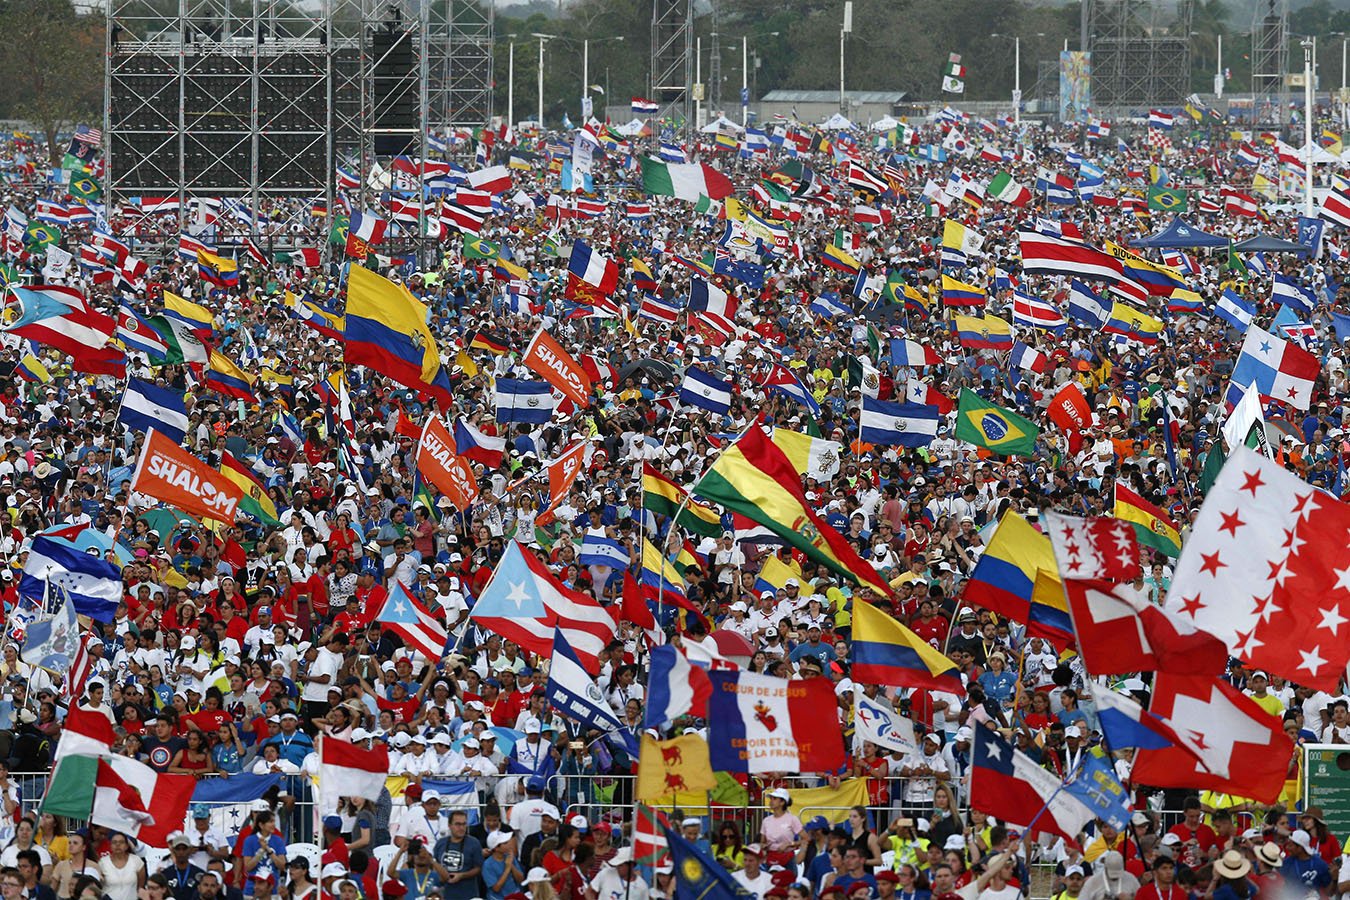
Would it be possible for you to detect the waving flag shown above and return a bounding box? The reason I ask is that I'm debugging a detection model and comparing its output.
[852,600,961,691]
[377,581,448,660]
[971,728,1099,841]
[859,397,939,447]
[707,670,846,773]
[120,379,188,443]
[548,629,636,753]
[344,265,452,406]
[19,536,122,622]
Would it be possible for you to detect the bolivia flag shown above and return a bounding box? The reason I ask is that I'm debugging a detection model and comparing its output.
[42,754,194,848]
[639,158,735,203]
[220,451,281,524]
[1113,483,1182,557]
[641,463,722,538]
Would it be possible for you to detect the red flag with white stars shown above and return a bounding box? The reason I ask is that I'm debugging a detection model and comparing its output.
[1131,674,1292,804]
[1164,447,1350,690]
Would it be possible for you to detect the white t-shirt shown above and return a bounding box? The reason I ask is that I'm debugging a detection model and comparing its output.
[589,869,649,900]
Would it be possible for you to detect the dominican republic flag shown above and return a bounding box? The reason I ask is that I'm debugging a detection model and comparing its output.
[688,278,737,319]
[547,629,637,753]
[318,737,390,811]
[493,378,556,424]
[1009,340,1048,374]
[20,536,122,622]
[632,96,660,115]
[1215,289,1255,331]
[644,645,713,727]
[119,378,188,443]
[971,727,1099,842]
[859,397,939,447]
[1271,273,1316,314]
[376,581,449,660]
[679,367,732,414]
[579,532,630,569]
[454,417,505,466]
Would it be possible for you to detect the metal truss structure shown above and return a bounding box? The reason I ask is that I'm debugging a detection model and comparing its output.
[1083,0,1192,112]
[651,0,693,128]
[105,0,492,229]
[1250,0,1289,126]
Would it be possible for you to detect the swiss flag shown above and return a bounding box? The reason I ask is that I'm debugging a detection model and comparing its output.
[1132,674,1292,804]
[1164,448,1350,690]
[1060,579,1228,676]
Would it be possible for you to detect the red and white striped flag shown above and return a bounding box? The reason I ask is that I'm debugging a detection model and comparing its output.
[65,632,98,704]
[245,238,268,268]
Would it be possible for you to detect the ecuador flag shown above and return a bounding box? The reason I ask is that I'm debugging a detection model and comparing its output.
[851,600,963,691]
[694,422,890,596]
[344,265,452,406]
[954,388,1039,456]
[953,314,1013,351]
[1104,302,1164,345]
[1113,483,1182,557]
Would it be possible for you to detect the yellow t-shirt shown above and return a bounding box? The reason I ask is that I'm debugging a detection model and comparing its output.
[1247,692,1286,719]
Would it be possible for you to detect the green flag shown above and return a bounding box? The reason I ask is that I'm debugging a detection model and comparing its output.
[24,223,60,251]
[328,214,350,247]
[1146,186,1188,212]
[1226,243,1248,278]
[68,174,101,202]
[1198,443,1226,495]
[884,271,906,303]
[954,388,1040,456]
[463,235,499,259]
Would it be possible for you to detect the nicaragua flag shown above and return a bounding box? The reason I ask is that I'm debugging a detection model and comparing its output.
[546,628,637,754]
[809,291,852,318]
[1216,288,1254,331]
[119,378,188,444]
[19,536,122,622]
[679,367,732,414]
[579,532,630,569]
[859,397,939,447]
[1067,280,1109,329]
[493,378,555,424]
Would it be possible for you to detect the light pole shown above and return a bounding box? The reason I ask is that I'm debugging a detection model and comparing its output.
[582,36,624,119]
[742,35,748,126]
[506,35,516,129]
[1215,34,1224,97]
[532,33,556,128]
[840,1,852,113]
[1303,37,1315,217]
[990,33,1041,127]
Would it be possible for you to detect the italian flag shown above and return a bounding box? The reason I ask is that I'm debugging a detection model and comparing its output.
[42,755,195,847]
[988,172,1032,206]
[640,158,735,203]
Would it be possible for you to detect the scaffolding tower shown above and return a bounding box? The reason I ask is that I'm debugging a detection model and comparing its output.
[1082,0,1193,112]
[651,0,693,127]
[1251,0,1289,127]
[105,0,492,227]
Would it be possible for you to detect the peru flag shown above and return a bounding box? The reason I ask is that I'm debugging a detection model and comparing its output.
[707,670,846,774]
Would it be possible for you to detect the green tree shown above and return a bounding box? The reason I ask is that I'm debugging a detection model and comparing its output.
[0,0,102,163]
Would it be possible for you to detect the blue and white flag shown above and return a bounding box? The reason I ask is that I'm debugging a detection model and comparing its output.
[19,536,121,622]
[859,397,939,447]
[1298,216,1325,257]
[1066,280,1109,329]
[119,378,188,444]
[1272,273,1316,314]
[579,532,630,569]
[679,367,732,414]
[809,291,852,318]
[418,779,481,824]
[546,628,637,753]
[1061,753,1132,832]
[494,378,555,424]
[659,141,687,163]
[19,585,78,670]
[853,687,919,755]
[1215,288,1255,331]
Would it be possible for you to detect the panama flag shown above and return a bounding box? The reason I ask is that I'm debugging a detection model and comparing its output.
[706,670,846,773]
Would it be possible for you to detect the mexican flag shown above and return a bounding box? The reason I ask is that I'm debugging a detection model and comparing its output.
[52,706,114,764]
[42,754,194,847]
[988,172,1031,206]
[640,158,734,203]
[145,315,209,365]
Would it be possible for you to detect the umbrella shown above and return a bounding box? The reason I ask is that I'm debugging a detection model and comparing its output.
[617,358,677,384]
[711,630,755,660]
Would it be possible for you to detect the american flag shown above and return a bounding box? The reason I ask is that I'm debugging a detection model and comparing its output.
[73,126,102,146]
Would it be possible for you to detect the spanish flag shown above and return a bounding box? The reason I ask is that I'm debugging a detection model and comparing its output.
[343,265,452,407]
[694,421,890,596]
[851,600,963,691]
[1114,482,1182,557]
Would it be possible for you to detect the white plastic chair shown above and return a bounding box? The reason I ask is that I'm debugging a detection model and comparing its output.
[141,847,170,874]
[880,850,896,870]
[373,843,399,877]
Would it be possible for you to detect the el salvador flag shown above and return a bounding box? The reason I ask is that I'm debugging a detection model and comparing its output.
[19,536,122,622]
[579,532,630,569]
[494,378,555,424]
[119,378,188,444]
[679,367,732,415]
[546,628,637,754]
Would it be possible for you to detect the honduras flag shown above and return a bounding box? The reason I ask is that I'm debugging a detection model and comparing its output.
[546,628,637,754]
[579,532,630,569]
[19,536,121,622]
[1215,288,1255,331]
[119,378,188,444]
[1271,273,1316,314]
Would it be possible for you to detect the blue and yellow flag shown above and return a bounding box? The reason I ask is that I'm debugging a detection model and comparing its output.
[162,291,215,338]
[953,387,1038,455]
[963,512,1061,628]
[953,313,1013,351]
[15,353,51,384]
[851,600,963,692]
[752,555,798,595]
[1104,301,1164,345]
[820,243,861,275]
[196,250,239,288]
[206,351,257,402]
[344,265,452,406]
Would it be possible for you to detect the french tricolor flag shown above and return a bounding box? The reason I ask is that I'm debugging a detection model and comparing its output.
[644,645,713,725]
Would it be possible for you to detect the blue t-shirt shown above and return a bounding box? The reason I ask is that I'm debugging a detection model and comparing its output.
[240,833,286,895]
[481,855,520,900]
[399,867,445,900]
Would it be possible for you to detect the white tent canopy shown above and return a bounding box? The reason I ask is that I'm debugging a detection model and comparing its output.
[820,113,854,130]
[871,115,900,132]
[700,115,744,134]
[614,118,647,136]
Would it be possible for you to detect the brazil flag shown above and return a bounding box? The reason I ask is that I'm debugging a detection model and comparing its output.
[954,389,1039,456]
[1146,186,1188,212]
[68,175,101,202]
[463,235,500,259]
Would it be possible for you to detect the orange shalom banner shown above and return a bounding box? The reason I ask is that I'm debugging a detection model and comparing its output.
[132,428,244,524]
[417,417,480,511]
[521,328,592,407]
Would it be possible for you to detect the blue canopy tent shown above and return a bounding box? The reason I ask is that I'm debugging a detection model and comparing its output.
[1129,217,1230,249]
[1231,234,1312,254]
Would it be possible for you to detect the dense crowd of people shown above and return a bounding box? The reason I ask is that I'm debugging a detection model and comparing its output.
[0,100,1348,900]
